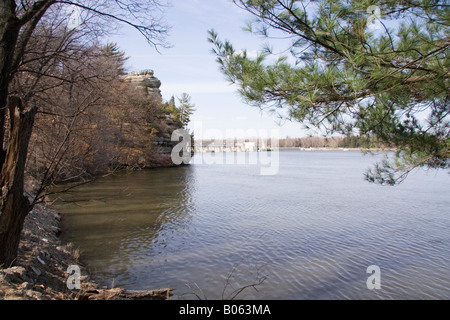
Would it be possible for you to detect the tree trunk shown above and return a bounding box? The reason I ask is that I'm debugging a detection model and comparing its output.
[0,97,37,268]
[0,4,20,168]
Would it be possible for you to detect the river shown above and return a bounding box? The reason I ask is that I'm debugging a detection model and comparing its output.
[53,150,450,299]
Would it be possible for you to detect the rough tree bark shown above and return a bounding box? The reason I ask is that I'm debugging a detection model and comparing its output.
[0,0,20,167]
[0,0,53,267]
[0,96,37,267]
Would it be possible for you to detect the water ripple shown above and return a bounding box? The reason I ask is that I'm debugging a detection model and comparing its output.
[55,151,450,299]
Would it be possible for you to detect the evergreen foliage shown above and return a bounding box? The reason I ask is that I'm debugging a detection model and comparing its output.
[209,0,449,185]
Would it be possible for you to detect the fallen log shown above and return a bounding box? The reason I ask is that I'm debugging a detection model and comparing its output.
[78,288,173,300]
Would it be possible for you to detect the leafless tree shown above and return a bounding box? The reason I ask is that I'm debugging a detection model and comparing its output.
[0,0,169,267]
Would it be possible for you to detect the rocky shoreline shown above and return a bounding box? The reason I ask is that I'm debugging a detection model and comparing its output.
[0,177,172,300]
[0,201,98,300]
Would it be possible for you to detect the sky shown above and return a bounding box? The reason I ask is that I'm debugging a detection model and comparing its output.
[110,0,308,140]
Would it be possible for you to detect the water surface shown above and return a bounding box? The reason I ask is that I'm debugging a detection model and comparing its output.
[54,150,450,299]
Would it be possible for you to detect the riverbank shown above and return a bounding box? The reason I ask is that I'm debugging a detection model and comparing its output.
[0,200,97,299]
[0,177,172,300]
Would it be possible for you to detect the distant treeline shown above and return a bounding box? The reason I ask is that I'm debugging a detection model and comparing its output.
[279,135,384,149]
[198,135,385,149]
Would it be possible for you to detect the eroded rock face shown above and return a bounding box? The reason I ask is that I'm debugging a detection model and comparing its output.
[123,69,162,100]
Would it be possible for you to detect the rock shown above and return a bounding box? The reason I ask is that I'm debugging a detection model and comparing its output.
[31,266,41,277]
[1,266,27,283]
[18,282,32,290]
[51,226,62,236]
[141,77,161,88]
[123,69,162,100]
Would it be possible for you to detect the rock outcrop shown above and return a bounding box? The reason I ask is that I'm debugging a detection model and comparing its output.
[123,69,162,100]
[120,69,186,167]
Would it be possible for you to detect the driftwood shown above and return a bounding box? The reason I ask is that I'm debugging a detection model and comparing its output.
[79,288,173,300]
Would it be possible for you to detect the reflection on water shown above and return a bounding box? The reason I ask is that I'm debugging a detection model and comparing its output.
[53,151,450,299]
[55,166,195,287]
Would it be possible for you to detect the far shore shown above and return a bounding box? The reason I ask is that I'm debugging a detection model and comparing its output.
[279,147,396,151]
[194,147,396,153]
